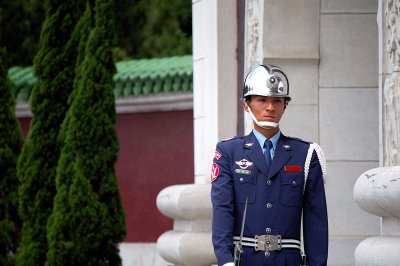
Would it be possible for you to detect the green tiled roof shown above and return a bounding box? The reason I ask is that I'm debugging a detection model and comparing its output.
[8,55,193,101]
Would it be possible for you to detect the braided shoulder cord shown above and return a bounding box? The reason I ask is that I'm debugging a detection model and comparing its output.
[301,143,327,258]
[303,143,327,193]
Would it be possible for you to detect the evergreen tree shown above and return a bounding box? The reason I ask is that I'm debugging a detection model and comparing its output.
[0,0,45,66]
[114,0,192,60]
[1,0,192,65]
[58,0,94,147]
[0,47,23,266]
[46,0,126,264]
[15,1,85,265]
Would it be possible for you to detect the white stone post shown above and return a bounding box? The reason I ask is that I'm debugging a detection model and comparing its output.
[156,1,238,265]
[353,0,400,265]
[354,166,400,265]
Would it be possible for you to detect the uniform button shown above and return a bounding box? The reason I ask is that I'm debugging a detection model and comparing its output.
[266,203,272,208]
[266,227,272,233]
[292,180,296,186]
[265,251,270,257]
[240,177,244,182]
[267,180,272,185]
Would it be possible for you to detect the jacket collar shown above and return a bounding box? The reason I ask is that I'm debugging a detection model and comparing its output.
[243,132,292,178]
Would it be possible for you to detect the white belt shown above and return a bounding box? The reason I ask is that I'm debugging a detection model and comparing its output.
[233,235,301,252]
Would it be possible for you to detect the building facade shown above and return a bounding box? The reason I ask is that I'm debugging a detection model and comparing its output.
[157,1,386,266]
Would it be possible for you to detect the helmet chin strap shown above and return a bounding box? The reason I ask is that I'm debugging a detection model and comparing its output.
[246,104,279,129]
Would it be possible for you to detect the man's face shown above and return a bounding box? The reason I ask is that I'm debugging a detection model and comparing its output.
[245,95,285,128]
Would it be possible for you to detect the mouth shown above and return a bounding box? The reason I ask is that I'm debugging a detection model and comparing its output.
[263,116,275,120]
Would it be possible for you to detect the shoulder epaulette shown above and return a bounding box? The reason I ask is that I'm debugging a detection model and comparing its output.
[286,136,312,144]
[220,135,244,143]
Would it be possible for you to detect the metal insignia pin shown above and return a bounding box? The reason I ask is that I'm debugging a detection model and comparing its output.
[283,144,291,149]
[235,159,254,169]
[245,143,254,147]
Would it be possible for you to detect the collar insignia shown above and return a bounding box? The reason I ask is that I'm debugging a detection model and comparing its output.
[245,143,254,147]
[235,159,254,169]
[283,144,291,149]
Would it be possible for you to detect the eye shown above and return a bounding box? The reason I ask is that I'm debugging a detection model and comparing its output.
[257,97,266,103]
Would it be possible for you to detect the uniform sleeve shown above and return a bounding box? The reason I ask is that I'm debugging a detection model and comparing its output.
[211,142,235,265]
[303,151,329,266]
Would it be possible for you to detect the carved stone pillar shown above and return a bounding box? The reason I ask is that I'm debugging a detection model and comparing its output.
[354,0,400,265]
[382,0,400,166]
[244,0,264,134]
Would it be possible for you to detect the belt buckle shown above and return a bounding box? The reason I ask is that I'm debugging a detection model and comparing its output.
[255,235,281,251]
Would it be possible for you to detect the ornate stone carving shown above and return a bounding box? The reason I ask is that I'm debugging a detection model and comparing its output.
[246,0,261,70]
[383,74,400,165]
[244,0,263,134]
[383,0,400,166]
[385,0,400,71]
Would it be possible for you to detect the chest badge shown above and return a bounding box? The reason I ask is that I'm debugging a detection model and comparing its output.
[245,142,254,147]
[235,159,253,169]
[283,144,291,149]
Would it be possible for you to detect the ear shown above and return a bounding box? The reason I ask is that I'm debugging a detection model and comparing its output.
[242,100,249,112]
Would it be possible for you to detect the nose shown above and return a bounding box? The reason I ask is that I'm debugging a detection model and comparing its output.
[265,99,275,111]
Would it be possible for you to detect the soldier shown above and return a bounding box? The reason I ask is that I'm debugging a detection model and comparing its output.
[210,64,328,266]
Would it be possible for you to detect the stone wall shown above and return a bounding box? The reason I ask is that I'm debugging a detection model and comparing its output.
[257,1,380,265]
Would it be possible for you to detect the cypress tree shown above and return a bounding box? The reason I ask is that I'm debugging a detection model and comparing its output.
[58,0,94,148]
[46,0,126,264]
[0,47,23,266]
[16,1,85,265]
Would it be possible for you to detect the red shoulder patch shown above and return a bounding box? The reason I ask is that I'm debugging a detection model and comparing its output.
[211,163,220,182]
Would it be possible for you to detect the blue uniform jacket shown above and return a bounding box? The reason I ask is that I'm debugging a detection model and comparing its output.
[211,132,328,266]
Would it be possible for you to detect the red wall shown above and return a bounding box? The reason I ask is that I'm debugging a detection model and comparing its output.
[19,118,31,137]
[18,109,194,243]
[115,110,194,242]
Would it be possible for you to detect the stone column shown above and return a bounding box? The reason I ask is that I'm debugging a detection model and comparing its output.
[353,0,400,265]
[156,1,238,265]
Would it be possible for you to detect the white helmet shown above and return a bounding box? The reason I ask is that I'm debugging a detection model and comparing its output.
[243,64,291,129]
[243,64,290,100]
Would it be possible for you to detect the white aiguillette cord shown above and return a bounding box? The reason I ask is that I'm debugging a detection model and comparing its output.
[301,143,327,265]
[304,143,327,192]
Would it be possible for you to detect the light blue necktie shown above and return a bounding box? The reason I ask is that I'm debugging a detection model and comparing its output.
[264,139,272,170]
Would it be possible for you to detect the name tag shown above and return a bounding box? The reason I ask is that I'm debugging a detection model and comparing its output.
[235,169,251,175]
